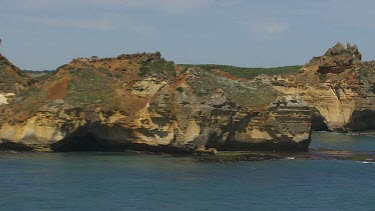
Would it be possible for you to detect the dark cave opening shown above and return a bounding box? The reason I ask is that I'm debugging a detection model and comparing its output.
[51,124,191,153]
[311,110,329,131]
[51,124,131,152]
[347,110,375,132]
[0,140,33,151]
[51,133,127,152]
[52,134,191,153]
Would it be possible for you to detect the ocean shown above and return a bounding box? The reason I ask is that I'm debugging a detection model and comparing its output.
[1,132,375,211]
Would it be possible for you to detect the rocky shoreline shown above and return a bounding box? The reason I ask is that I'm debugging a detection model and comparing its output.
[196,149,375,162]
[1,148,374,163]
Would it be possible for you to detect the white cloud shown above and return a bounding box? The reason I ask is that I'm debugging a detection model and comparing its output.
[4,14,114,30]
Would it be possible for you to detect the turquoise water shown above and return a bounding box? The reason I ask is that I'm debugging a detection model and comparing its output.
[1,132,375,211]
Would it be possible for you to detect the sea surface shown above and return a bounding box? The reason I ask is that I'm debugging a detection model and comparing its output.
[1,132,375,211]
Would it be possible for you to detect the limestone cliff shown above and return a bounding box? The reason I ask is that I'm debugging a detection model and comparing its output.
[272,42,375,132]
[0,53,312,152]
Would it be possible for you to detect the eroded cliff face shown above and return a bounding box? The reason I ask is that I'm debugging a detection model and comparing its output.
[3,42,374,152]
[272,43,375,132]
[0,54,31,105]
[0,53,312,152]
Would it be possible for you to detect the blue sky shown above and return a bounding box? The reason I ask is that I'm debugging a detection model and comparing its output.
[1,0,375,70]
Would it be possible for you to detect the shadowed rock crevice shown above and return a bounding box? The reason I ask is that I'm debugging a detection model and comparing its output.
[51,123,192,153]
[311,109,329,131]
[51,133,117,152]
[51,124,131,152]
[204,112,259,149]
[0,139,33,151]
[347,110,375,132]
[52,135,192,153]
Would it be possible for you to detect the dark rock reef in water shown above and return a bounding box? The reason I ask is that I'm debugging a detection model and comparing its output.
[0,42,374,152]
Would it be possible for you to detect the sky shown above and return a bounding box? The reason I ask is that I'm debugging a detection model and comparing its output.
[1,0,375,70]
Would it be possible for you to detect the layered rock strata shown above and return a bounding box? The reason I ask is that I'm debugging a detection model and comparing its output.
[272,42,375,132]
[0,53,312,152]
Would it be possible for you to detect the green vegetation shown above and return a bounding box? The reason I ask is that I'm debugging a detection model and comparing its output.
[139,58,176,77]
[0,64,30,93]
[179,64,302,79]
[66,67,116,107]
[10,86,47,114]
[319,74,327,81]
[30,72,54,82]
[358,68,369,78]
[188,70,282,107]
[8,66,124,118]
[176,87,184,93]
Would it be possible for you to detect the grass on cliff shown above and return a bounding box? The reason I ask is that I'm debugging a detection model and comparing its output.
[180,64,301,79]
[7,86,48,119]
[6,66,123,120]
[26,70,55,82]
[66,67,118,107]
[0,63,30,93]
[139,58,176,77]
[357,68,370,78]
[188,70,282,107]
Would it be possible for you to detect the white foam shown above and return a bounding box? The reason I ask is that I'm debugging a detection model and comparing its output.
[356,161,375,164]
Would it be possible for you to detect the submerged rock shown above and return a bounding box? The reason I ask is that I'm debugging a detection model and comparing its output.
[196,151,282,162]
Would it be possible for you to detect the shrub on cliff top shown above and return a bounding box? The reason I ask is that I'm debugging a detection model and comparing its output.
[179,64,301,79]
[139,58,176,77]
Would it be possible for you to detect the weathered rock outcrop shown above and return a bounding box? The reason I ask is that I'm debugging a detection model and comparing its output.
[0,53,312,152]
[300,42,362,74]
[273,42,375,132]
[0,54,31,105]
